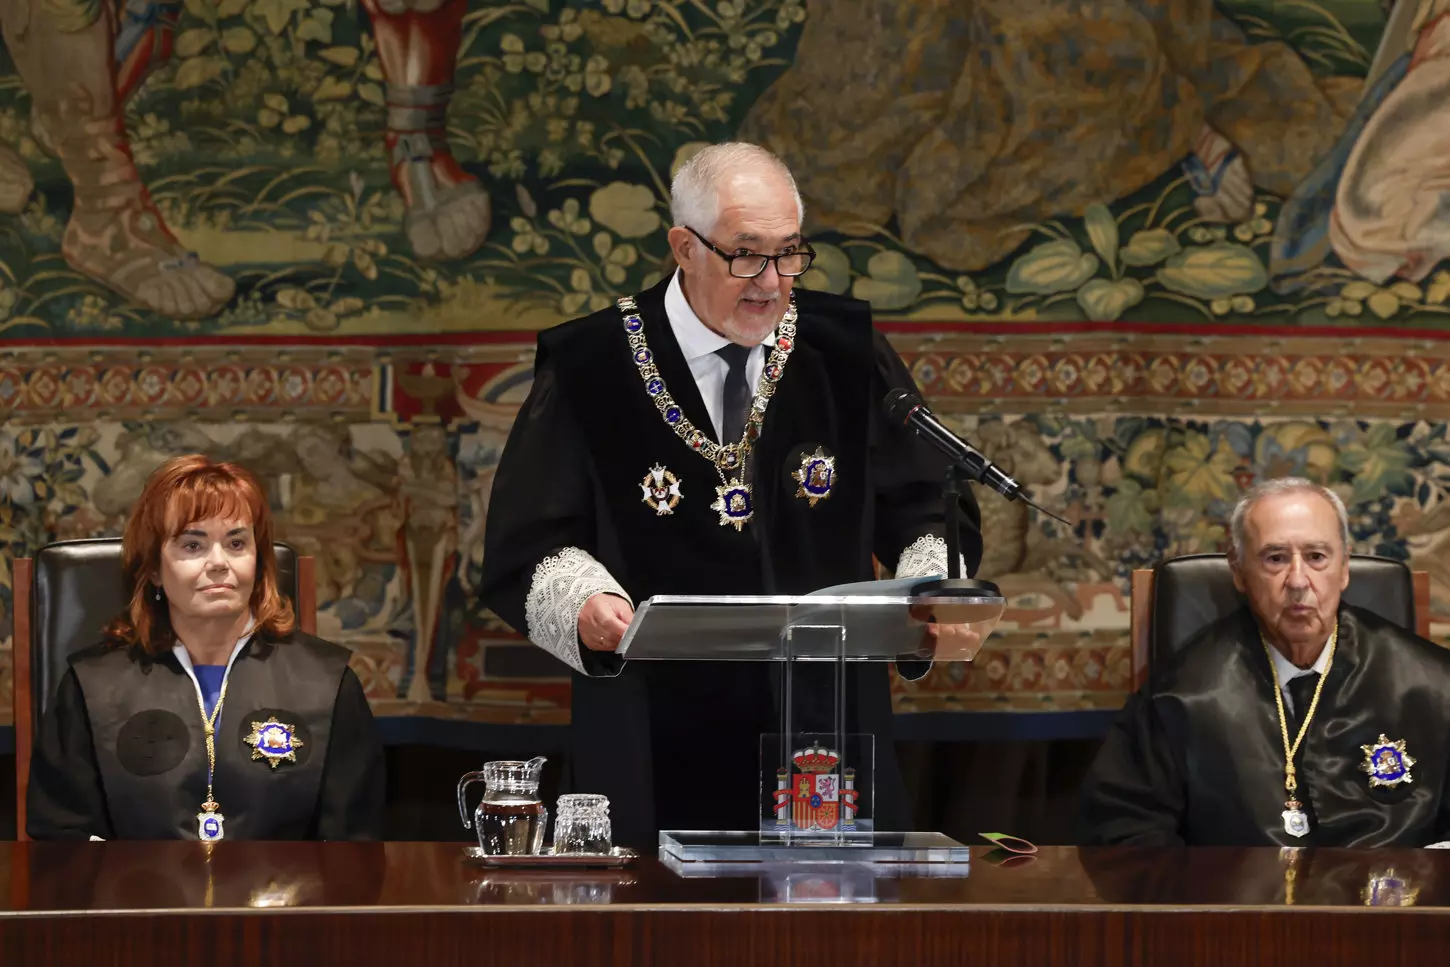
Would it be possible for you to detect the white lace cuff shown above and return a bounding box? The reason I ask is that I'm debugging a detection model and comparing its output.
[524,547,631,674]
[892,534,968,580]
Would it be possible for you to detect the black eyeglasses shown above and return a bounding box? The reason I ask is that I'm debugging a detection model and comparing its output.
[686,226,815,279]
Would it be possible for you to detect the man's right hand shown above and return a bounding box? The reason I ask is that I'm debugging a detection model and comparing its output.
[578,592,635,652]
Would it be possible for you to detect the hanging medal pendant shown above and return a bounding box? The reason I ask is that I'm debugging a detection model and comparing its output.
[712,479,753,530]
[1282,799,1310,839]
[198,800,226,842]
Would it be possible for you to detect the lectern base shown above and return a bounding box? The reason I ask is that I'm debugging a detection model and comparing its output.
[658,830,971,866]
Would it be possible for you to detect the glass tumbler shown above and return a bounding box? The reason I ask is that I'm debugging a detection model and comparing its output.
[553,794,612,855]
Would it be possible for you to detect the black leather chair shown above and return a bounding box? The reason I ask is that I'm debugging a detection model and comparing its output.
[13,538,314,840]
[1129,553,1428,691]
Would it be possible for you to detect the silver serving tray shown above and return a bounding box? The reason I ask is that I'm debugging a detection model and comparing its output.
[462,846,639,868]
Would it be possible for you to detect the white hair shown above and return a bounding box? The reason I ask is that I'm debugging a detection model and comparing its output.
[1228,476,1351,558]
[670,142,804,236]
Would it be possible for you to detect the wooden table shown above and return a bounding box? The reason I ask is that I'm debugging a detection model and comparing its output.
[4,842,1450,965]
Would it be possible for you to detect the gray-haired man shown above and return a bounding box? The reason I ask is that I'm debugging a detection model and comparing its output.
[1080,477,1450,847]
[479,142,982,846]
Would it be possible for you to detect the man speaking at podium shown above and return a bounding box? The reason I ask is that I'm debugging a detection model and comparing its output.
[479,142,982,846]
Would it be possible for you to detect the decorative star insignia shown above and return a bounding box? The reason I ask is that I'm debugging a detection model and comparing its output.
[640,463,683,516]
[711,480,753,530]
[1360,733,1415,788]
[244,717,304,769]
[792,446,835,507]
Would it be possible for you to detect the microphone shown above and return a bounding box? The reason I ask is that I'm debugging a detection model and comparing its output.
[883,388,1021,498]
[883,388,1071,526]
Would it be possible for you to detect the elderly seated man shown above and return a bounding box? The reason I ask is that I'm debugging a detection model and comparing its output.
[1079,477,1450,847]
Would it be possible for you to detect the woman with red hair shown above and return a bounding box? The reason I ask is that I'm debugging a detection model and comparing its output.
[27,455,384,841]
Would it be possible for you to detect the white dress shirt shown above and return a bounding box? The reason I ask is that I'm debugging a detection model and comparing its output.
[1268,639,1332,717]
[664,270,769,442]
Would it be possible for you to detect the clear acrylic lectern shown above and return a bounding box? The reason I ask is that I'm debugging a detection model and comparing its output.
[616,583,1005,865]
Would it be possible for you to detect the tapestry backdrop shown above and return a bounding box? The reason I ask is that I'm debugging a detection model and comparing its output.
[2,0,1449,731]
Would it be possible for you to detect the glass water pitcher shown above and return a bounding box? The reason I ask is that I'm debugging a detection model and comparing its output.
[456,756,547,855]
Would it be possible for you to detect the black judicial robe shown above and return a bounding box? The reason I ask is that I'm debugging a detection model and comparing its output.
[480,275,982,846]
[27,632,385,841]
[1078,605,1450,847]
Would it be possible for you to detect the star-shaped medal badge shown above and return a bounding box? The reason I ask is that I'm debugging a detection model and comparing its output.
[244,717,304,769]
[711,480,753,530]
[1360,733,1416,788]
[792,446,835,507]
[640,464,682,516]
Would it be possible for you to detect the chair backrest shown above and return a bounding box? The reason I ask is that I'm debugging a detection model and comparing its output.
[14,538,313,840]
[1145,553,1418,688]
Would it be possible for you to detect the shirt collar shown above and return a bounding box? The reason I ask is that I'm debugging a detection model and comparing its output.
[172,615,257,678]
[664,269,776,360]
[1268,632,1332,684]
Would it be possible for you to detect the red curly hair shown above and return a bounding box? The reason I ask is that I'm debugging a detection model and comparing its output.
[104,454,296,653]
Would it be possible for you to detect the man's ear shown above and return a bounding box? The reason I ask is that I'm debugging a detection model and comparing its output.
[1229,551,1246,593]
[666,226,693,269]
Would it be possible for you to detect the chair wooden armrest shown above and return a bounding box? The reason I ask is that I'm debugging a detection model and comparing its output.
[14,557,33,843]
[297,555,317,637]
[1129,569,1153,694]
[1414,570,1431,641]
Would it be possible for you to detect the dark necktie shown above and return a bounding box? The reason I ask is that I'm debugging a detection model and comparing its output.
[716,343,752,444]
[1287,672,1321,739]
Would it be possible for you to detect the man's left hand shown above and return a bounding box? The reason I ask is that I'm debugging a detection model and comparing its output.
[909,604,983,662]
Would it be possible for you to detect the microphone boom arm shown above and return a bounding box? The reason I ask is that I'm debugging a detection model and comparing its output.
[884,387,1072,528]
